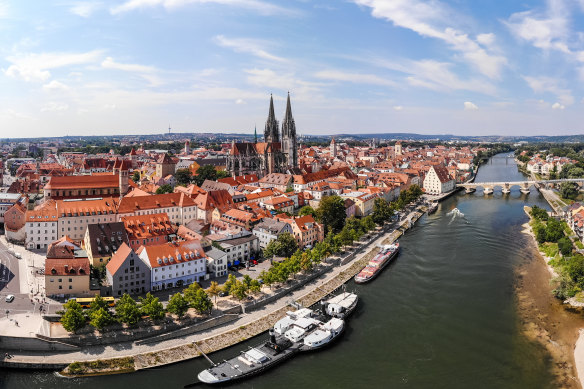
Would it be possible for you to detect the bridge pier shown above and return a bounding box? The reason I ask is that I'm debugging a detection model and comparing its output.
[501,183,510,194]
[520,183,530,194]
[465,187,476,194]
[483,186,494,195]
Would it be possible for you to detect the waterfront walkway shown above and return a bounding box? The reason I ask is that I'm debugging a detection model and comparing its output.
[1,205,424,372]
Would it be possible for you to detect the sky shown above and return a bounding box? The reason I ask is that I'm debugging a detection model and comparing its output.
[1,0,584,138]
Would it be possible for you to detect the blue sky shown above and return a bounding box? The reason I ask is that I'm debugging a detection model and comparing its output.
[1,0,584,137]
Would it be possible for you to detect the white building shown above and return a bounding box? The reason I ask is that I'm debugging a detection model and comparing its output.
[25,206,59,250]
[137,240,207,291]
[252,219,293,249]
[216,234,259,267]
[423,165,456,195]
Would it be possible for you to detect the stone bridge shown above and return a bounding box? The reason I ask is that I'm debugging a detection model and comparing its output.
[457,178,584,195]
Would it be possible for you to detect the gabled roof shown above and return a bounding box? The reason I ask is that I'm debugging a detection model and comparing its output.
[106,243,134,275]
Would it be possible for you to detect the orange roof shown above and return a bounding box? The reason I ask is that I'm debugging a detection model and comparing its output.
[26,203,59,222]
[118,192,195,213]
[56,198,119,217]
[44,174,119,190]
[137,240,206,268]
[122,213,176,239]
[106,243,133,275]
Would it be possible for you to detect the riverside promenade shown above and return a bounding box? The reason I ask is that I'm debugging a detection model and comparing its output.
[0,205,425,375]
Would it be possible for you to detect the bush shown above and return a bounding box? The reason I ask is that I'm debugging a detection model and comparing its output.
[558,237,573,256]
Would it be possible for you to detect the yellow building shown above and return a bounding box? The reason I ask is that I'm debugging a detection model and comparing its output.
[45,257,91,297]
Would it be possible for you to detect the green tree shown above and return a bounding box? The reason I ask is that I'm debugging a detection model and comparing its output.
[230,280,248,300]
[194,164,218,186]
[140,293,165,321]
[249,279,262,294]
[60,300,86,333]
[337,226,354,249]
[191,289,213,314]
[535,224,547,244]
[263,232,298,259]
[361,215,376,232]
[298,205,316,217]
[132,171,141,182]
[174,168,192,186]
[115,294,142,326]
[216,170,230,179]
[530,205,549,221]
[558,237,573,256]
[222,274,237,294]
[89,307,114,330]
[167,293,189,318]
[88,295,110,316]
[566,255,584,289]
[545,218,564,243]
[316,195,346,234]
[183,282,202,304]
[560,182,579,200]
[156,184,173,194]
[372,197,393,225]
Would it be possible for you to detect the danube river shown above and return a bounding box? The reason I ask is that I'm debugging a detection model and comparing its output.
[2,154,567,388]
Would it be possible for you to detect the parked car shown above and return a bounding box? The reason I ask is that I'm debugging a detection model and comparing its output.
[251,259,258,265]
[5,295,15,303]
[218,291,228,297]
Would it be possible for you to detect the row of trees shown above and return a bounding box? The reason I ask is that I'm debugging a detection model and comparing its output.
[258,191,421,289]
[60,282,215,333]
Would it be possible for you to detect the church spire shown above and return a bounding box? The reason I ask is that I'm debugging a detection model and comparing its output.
[254,125,257,143]
[264,93,279,143]
[284,91,293,123]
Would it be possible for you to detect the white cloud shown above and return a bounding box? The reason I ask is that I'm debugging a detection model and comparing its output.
[352,0,507,78]
[42,80,69,91]
[101,57,157,73]
[4,50,103,82]
[70,2,102,17]
[522,75,573,105]
[506,2,571,53]
[214,35,285,62]
[314,69,396,87]
[552,102,565,110]
[235,99,245,104]
[464,101,478,110]
[41,102,69,112]
[111,0,296,16]
[393,105,403,111]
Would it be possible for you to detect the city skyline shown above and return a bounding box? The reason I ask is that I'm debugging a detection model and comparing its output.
[1,0,584,137]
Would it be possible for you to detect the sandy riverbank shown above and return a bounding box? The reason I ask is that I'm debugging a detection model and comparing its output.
[519,208,584,388]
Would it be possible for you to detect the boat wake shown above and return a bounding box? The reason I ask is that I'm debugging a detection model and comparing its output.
[447,208,467,224]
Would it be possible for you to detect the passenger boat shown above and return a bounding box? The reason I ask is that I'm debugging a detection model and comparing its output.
[324,292,358,319]
[195,307,347,385]
[353,243,400,284]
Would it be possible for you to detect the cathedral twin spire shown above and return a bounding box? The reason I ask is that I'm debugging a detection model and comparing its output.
[264,92,295,143]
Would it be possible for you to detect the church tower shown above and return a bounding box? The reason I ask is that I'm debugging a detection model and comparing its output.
[330,136,337,158]
[281,92,298,167]
[264,94,279,143]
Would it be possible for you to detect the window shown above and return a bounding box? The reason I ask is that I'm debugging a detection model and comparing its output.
[69,278,72,282]
[69,285,72,290]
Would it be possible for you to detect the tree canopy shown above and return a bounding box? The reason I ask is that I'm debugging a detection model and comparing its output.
[316,195,346,234]
[263,232,298,259]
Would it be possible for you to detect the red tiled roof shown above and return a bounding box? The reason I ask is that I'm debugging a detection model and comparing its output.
[106,243,133,275]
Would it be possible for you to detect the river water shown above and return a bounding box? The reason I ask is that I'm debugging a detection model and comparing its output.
[2,153,563,389]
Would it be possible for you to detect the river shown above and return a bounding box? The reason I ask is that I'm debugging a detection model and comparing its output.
[1,153,574,388]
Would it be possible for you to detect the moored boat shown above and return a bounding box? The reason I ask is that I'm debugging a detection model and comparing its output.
[195,305,349,386]
[324,292,358,319]
[354,243,400,284]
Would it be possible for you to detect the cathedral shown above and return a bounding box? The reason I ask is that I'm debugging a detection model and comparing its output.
[227,93,298,177]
